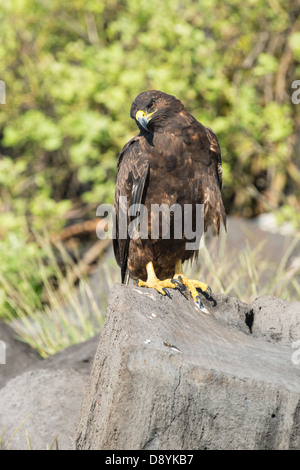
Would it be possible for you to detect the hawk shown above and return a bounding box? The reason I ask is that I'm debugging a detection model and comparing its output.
[113,90,226,309]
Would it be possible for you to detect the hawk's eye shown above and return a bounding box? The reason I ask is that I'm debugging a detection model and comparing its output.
[147,98,155,110]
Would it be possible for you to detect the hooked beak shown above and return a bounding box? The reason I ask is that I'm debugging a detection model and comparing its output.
[135,109,157,132]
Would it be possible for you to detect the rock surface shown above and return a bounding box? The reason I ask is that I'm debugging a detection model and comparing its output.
[251,296,300,346]
[74,284,300,450]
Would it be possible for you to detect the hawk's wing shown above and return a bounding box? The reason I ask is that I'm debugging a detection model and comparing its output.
[205,126,223,190]
[113,137,150,283]
[203,126,226,233]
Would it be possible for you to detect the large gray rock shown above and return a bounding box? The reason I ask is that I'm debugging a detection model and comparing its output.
[74,284,300,450]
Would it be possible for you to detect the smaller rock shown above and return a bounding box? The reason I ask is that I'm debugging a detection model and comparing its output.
[0,321,41,389]
[0,369,87,450]
[0,333,99,450]
[34,334,99,373]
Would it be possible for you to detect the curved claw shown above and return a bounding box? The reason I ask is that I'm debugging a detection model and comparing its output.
[195,295,204,309]
[195,295,209,313]
[196,284,212,298]
[171,278,184,289]
[162,287,172,298]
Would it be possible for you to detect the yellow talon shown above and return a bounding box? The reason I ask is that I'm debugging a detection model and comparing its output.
[137,262,178,296]
[136,260,211,308]
[173,274,209,302]
[173,260,211,303]
[137,278,176,295]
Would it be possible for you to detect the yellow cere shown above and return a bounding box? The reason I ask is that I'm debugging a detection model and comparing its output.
[135,110,146,120]
[135,109,157,121]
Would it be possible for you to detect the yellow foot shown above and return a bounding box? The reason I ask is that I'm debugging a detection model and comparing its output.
[137,277,181,297]
[135,261,211,312]
[173,274,212,312]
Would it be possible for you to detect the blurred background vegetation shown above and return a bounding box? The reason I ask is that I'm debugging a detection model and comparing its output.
[0,0,299,354]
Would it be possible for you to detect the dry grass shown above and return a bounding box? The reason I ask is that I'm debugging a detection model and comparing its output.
[188,229,300,303]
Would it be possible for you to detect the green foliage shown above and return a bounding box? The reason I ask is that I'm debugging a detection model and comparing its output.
[1,0,299,219]
[0,0,299,326]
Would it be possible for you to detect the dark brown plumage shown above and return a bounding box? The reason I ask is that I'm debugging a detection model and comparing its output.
[113,90,226,291]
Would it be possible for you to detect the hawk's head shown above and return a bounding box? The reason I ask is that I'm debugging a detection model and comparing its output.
[130,90,184,133]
